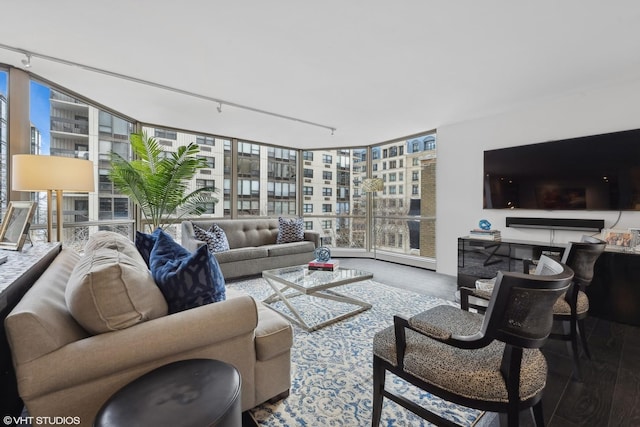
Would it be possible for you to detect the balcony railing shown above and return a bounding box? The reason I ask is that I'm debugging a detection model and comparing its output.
[50,117,89,135]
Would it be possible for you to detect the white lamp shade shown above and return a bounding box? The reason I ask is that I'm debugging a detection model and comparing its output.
[12,155,95,192]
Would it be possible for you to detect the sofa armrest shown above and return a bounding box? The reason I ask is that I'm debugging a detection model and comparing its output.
[304,231,321,248]
[16,295,259,398]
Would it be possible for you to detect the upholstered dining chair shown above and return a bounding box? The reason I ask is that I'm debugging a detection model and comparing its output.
[372,255,573,427]
[461,236,606,380]
[547,236,606,379]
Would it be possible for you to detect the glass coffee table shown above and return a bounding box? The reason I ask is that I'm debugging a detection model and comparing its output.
[262,265,374,332]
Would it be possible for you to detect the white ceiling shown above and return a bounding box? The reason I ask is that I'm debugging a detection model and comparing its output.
[2,0,640,149]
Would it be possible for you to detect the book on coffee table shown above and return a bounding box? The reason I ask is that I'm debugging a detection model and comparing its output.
[308,259,340,271]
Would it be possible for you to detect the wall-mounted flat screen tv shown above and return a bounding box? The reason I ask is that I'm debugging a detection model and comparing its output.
[483,128,640,211]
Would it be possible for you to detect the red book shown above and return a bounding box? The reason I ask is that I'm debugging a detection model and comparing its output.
[308,259,340,270]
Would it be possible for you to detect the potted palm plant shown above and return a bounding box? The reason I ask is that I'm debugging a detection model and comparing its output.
[108,131,218,231]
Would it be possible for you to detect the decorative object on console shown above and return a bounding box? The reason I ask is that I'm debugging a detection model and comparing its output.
[601,228,633,249]
[478,219,491,230]
[12,155,94,243]
[629,228,640,252]
[0,201,36,251]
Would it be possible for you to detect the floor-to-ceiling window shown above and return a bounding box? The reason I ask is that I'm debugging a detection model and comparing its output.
[96,110,135,238]
[302,148,367,248]
[267,146,297,216]
[371,133,436,259]
[25,80,136,249]
[237,141,262,216]
[3,65,437,265]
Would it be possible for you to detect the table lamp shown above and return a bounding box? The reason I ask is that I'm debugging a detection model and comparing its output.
[362,178,384,258]
[12,154,95,243]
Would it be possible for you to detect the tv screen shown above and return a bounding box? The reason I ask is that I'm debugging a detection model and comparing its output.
[483,128,640,211]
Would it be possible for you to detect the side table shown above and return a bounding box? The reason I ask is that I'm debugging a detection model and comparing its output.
[0,242,62,419]
[94,359,242,427]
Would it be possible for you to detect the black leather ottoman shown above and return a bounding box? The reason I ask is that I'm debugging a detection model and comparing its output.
[94,359,241,427]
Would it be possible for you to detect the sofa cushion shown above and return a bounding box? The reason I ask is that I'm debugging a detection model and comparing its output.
[276,216,304,244]
[150,230,226,314]
[193,223,230,253]
[213,246,269,264]
[65,247,168,335]
[265,241,316,257]
[135,228,162,266]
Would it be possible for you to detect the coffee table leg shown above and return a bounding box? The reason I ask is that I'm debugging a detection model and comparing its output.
[262,278,372,332]
[263,278,314,331]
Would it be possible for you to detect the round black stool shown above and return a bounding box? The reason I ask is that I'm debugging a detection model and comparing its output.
[94,359,241,427]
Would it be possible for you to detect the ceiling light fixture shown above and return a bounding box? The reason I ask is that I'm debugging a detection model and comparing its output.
[0,44,337,135]
[21,53,31,68]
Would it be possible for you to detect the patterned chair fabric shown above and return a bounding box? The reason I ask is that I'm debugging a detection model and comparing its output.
[372,255,574,427]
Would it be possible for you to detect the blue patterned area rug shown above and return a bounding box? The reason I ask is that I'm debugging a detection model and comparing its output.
[227,277,489,427]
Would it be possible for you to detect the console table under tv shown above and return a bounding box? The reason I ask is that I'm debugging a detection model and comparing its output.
[458,237,640,326]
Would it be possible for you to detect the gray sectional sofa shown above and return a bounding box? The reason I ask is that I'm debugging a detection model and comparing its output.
[182,218,320,280]
[5,231,293,426]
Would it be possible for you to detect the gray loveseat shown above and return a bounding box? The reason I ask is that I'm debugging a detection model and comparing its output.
[5,232,293,426]
[182,218,320,280]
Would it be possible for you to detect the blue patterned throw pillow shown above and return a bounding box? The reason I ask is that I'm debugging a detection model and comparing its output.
[149,230,226,314]
[276,216,304,244]
[135,227,162,267]
[193,223,230,253]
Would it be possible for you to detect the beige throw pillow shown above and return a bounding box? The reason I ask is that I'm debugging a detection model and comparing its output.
[65,232,168,335]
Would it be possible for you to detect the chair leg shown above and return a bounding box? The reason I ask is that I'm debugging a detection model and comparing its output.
[372,357,386,427]
[564,320,583,380]
[578,318,592,360]
[507,406,520,427]
[532,401,545,427]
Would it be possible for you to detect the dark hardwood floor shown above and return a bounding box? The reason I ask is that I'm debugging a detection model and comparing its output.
[338,257,640,427]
